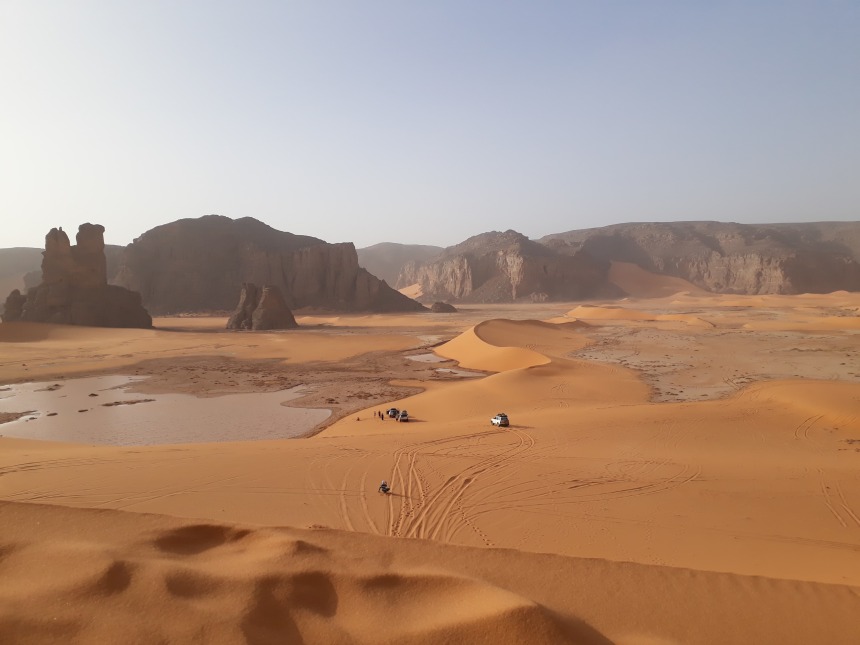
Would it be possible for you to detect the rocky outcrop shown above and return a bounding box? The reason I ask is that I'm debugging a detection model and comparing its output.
[226,283,260,329]
[2,225,152,328]
[114,215,426,315]
[227,283,297,330]
[396,230,619,303]
[1,289,26,322]
[252,286,297,330]
[540,221,860,295]
[430,301,458,313]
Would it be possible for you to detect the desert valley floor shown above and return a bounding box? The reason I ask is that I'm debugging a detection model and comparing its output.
[1,287,859,644]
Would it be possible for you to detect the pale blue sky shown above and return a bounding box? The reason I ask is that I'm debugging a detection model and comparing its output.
[2,1,858,249]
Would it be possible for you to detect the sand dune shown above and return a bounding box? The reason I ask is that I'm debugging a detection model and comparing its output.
[566,305,714,327]
[743,315,860,331]
[609,260,706,298]
[398,283,424,300]
[2,502,858,645]
[739,379,860,421]
[434,323,550,372]
[2,294,860,643]
[472,318,591,356]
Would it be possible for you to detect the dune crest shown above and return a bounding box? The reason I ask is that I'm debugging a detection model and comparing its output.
[434,323,550,372]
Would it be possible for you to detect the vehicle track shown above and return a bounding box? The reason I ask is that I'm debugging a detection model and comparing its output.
[403,428,535,542]
[387,431,490,537]
[795,415,824,441]
[818,468,860,529]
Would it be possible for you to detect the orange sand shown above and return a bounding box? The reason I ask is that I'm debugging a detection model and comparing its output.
[1,290,860,643]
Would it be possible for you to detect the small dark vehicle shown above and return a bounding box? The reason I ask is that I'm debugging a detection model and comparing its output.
[378,480,391,494]
[386,408,400,418]
[397,410,409,422]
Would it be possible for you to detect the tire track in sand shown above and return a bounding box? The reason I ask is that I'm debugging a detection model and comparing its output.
[387,431,488,537]
[405,428,535,542]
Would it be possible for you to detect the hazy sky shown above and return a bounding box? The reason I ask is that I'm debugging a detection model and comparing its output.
[2,1,858,250]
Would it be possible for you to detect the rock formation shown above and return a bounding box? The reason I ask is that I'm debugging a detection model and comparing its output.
[114,215,426,315]
[396,230,620,303]
[0,246,124,314]
[540,221,860,295]
[430,301,458,313]
[253,286,297,330]
[226,283,260,330]
[1,289,26,322]
[227,283,297,330]
[2,225,152,328]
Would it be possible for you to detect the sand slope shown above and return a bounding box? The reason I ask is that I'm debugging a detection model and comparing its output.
[2,502,858,645]
[609,260,706,298]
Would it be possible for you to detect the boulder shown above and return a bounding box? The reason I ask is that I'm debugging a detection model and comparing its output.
[3,224,151,328]
[227,283,297,330]
[430,301,457,313]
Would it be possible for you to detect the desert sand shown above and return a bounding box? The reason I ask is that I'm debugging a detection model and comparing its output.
[1,283,859,643]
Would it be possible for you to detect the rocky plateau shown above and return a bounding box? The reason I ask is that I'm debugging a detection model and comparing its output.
[113,216,426,315]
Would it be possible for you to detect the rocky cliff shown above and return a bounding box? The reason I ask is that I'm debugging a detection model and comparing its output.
[114,215,425,314]
[540,221,860,295]
[396,230,620,303]
[2,224,151,328]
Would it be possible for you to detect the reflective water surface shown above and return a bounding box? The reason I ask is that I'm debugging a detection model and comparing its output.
[0,376,330,446]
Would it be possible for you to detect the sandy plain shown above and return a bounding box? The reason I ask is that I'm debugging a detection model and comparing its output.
[1,269,859,644]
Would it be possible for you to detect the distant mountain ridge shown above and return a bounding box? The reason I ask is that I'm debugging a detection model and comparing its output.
[388,221,860,303]
[396,229,620,303]
[4,220,858,314]
[0,248,42,300]
[540,221,860,295]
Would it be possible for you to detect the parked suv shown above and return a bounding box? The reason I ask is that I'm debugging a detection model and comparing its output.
[386,408,399,418]
[491,413,509,427]
[397,410,409,422]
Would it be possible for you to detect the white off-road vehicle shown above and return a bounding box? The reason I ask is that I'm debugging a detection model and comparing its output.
[491,413,509,427]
